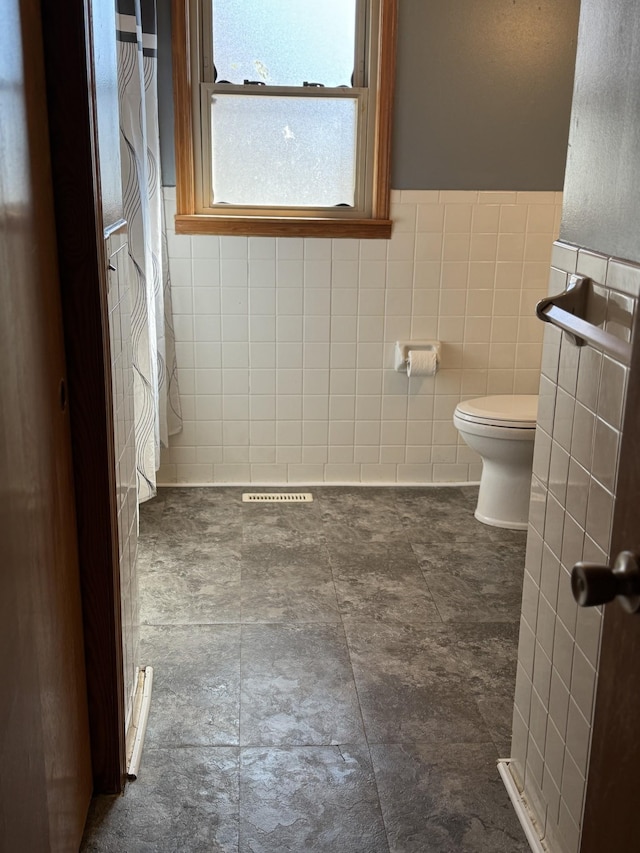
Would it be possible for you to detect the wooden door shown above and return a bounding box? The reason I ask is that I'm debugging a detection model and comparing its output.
[579,314,640,850]
[0,0,92,849]
[39,0,127,794]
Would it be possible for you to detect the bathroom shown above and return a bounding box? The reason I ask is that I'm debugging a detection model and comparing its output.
[82,0,639,851]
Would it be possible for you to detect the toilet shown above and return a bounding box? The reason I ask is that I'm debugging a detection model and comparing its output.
[453,395,538,530]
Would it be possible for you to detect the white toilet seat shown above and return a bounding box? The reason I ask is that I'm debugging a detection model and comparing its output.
[454,394,538,429]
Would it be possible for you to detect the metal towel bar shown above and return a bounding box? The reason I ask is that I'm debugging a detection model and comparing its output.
[536,274,632,364]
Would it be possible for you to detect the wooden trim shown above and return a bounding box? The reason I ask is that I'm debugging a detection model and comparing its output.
[175,214,393,239]
[372,0,398,221]
[40,0,126,795]
[171,0,397,237]
[171,0,195,216]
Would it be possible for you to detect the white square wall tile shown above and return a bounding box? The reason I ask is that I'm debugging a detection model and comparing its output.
[220,259,248,287]
[324,463,361,482]
[249,260,276,289]
[560,750,586,829]
[169,258,192,288]
[332,288,358,315]
[400,189,439,204]
[220,236,248,259]
[415,232,442,262]
[565,699,591,774]
[175,463,213,483]
[287,463,325,482]
[361,463,397,482]
[416,203,444,232]
[166,231,192,259]
[213,463,251,482]
[444,204,473,233]
[439,190,478,204]
[359,260,387,289]
[277,288,304,315]
[277,237,304,260]
[248,237,276,259]
[332,260,359,288]
[304,238,332,259]
[273,259,303,290]
[191,235,220,259]
[471,204,500,233]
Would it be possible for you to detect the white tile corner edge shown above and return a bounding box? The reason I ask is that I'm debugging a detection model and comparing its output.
[497,760,550,853]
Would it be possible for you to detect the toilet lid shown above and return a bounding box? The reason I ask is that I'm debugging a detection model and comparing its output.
[455,395,538,428]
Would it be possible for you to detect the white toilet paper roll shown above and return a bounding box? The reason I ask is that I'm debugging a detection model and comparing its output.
[407,349,437,377]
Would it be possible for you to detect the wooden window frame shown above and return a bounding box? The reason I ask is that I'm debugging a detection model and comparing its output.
[171,0,397,239]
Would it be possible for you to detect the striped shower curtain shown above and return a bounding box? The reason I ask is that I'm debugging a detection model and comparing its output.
[116,0,182,502]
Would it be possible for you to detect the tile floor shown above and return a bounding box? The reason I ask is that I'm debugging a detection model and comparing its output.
[82,486,530,852]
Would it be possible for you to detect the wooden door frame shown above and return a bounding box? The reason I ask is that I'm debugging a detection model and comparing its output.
[39,0,126,794]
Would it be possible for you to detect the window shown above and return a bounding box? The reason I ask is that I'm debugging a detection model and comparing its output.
[171,0,397,237]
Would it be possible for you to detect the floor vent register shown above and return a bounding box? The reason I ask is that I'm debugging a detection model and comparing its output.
[242,492,313,503]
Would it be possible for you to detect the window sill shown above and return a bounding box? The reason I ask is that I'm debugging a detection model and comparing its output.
[174,214,393,239]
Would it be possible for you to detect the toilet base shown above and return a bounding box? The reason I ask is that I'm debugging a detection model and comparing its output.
[473,455,533,530]
[474,508,528,531]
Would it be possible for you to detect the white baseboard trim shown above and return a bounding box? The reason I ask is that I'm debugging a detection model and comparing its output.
[126,666,154,780]
[155,481,481,489]
[497,760,549,853]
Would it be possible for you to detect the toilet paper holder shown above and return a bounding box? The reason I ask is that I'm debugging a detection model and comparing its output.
[394,340,441,373]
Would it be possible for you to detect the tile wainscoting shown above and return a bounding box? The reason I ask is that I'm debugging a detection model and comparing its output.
[160,189,562,486]
[510,242,639,853]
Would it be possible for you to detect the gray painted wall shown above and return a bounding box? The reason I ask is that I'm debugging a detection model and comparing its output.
[393,0,579,190]
[561,0,640,264]
[157,0,580,190]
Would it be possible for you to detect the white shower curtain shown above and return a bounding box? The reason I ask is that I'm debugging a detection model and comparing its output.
[116,0,182,502]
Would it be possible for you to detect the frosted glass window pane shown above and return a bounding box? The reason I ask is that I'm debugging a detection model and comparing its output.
[211,95,357,207]
[212,0,357,87]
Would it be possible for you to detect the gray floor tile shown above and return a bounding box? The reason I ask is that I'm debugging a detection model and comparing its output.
[395,487,497,545]
[329,542,442,624]
[240,542,339,622]
[317,488,408,544]
[138,492,166,534]
[477,696,515,757]
[240,746,389,853]
[151,488,243,547]
[412,540,526,622]
[371,742,529,852]
[140,545,241,624]
[344,622,489,744]
[448,622,520,699]
[142,625,240,746]
[81,747,239,853]
[162,486,241,508]
[241,501,326,546]
[240,624,366,746]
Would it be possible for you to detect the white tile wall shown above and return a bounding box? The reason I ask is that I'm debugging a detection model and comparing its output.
[161,188,562,485]
[510,242,639,853]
